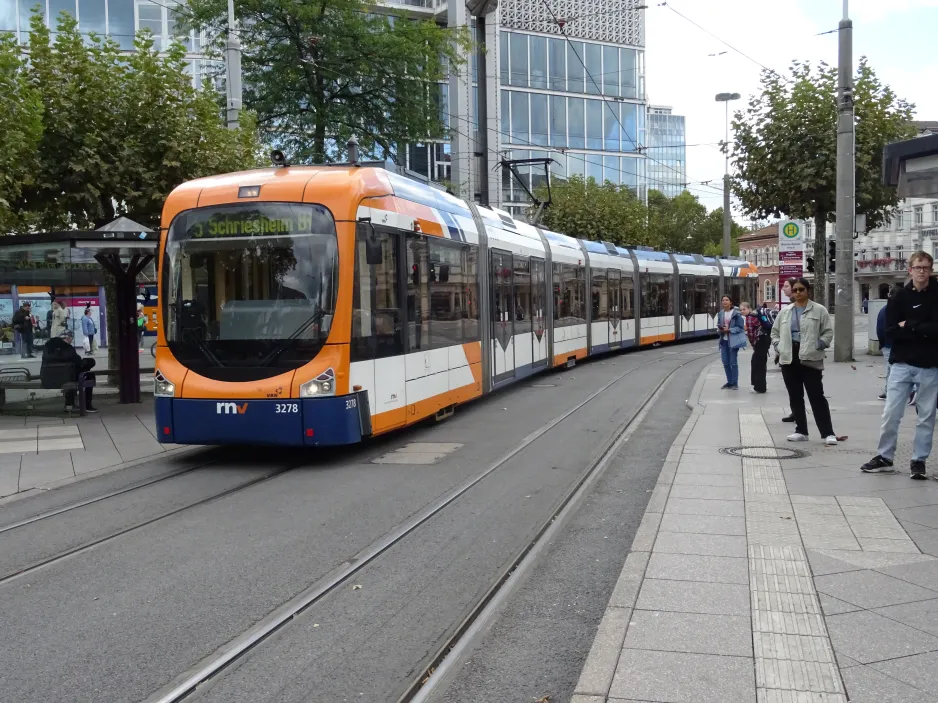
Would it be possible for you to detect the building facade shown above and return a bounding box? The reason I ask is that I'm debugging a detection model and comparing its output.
[645,105,686,198]
[6,0,650,216]
[737,224,779,306]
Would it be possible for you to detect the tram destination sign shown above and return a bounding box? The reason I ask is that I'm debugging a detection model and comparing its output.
[183,204,331,240]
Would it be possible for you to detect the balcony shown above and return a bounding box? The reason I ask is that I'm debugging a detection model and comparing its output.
[856,258,906,275]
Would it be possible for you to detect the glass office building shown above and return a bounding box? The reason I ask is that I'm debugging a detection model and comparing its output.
[645,106,686,198]
[2,0,221,88]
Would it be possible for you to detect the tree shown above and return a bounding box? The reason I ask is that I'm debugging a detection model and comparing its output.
[698,209,743,257]
[535,176,649,246]
[3,12,261,231]
[0,33,42,232]
[731,59,915,307]
[185,0,470,164]
[647,190,706,253]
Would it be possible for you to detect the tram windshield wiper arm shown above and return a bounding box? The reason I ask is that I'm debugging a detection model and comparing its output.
[258,307,325,367]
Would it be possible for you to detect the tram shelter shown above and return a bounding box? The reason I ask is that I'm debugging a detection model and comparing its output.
[0,224,159,411]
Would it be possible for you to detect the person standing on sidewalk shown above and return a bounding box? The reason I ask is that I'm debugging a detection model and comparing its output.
[741,301,772,393]
[81,307,97,355]
[861,251,938,479]
[717,295,746,389]
[12,302,35,358]
[771,277,838,446]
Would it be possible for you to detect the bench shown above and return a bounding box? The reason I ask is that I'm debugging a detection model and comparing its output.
[0,366,155,416]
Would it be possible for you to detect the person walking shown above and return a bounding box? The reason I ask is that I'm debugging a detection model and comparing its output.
[770,277,838,445]
[717,295,746,390]
[12,302,35,358]
[81,307,97,356]
[137,305,147,351]
[861,251,938,479]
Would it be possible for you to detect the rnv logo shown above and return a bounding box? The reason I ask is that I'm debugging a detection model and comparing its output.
[216,402,248,415]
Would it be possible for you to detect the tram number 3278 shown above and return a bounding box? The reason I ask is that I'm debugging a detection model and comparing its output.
[275,403,299,413]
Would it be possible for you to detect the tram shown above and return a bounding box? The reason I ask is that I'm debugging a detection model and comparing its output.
[153,161,757,446]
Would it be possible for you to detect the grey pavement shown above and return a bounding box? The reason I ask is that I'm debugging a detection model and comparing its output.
[574,322,938,703]
[0,401,190,500]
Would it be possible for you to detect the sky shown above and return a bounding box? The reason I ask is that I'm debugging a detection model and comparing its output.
[644,0,938,219]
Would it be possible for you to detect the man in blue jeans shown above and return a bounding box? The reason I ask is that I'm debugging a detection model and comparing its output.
[862,252,938,479]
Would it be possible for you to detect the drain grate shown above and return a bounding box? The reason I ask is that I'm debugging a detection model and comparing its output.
[719,445,810,460]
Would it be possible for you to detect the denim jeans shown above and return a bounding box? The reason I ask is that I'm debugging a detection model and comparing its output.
[719,338,739,386]
[882,346,891,394]
[877,363,938,463]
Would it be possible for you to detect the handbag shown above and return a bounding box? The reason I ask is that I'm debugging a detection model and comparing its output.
[82,336,91,353]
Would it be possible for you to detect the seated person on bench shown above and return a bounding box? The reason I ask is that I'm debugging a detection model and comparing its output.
[41,331,97,413]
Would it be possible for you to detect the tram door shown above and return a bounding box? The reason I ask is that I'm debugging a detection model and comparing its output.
[531,258,549,367]
[680,275,695,338]
[491,250,516,383]
[609,268,622,349]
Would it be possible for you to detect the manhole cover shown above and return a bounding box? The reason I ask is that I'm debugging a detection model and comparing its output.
[530,384,557,388]
[719,446,810,460]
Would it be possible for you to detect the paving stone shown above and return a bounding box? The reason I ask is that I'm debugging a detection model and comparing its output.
[818,593,862,616]
[17,452,74,490]
[658,512,747,536]
[893,506,938,529]
[815,569,938,609]
[877,559,938,590]
[873,598,938,638]
[609,649,755,703]
[842,664,935,703]
[869,650,938,697]
[635,578,750,616]
[825,610,938,664]
[857,537,920,553]
[791,495,840,505]
[569,696,604,703]
[665,497,745,517]
[71,449,124,475]
[0,456,21,497]
[668,484,745,500]
[672,472,743,488]
[645,552,749,584]
[812,549,934,571]
[574,607,630,696]
[625,610,753,657]
[651,531,748,558]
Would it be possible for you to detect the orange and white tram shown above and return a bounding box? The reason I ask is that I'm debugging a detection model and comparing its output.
[153,162,757,446]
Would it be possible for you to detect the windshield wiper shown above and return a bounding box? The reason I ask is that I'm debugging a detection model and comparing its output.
[258,307,325,367]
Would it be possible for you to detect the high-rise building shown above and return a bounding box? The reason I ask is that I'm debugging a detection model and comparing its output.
[5,0,650,215]
[645,105,686,198]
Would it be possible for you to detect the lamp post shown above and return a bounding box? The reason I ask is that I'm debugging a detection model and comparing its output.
[715,92,741,257]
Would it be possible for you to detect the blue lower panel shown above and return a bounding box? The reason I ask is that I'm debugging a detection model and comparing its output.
[158,396,363,447]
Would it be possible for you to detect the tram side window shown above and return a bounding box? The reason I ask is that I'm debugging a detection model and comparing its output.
[407,236,430,352]
[641,274,672,317]
[531,258,546,331]
[351,228,403,361]
[592,269,608,321]
[557,263,586,326]
[552,262,562,322]
[622,276,634,320]
[429,240,468,349]
[464,248,480,342]
[513,256,532,336]
[708,278,719,316]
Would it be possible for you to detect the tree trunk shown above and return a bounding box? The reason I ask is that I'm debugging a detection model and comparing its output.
[813,211,828,309]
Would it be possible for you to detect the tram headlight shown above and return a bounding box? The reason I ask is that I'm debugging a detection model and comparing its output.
[300,368,336,398]
[153,370,176,397]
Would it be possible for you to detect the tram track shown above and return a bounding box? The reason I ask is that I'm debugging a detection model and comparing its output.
[142,348,714,703]
[0,460,304,586]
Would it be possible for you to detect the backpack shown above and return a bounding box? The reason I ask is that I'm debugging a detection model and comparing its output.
[757,306,777,335]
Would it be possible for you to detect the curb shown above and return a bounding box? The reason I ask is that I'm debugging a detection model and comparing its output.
[572,361,710,701]
[0,445,201,507]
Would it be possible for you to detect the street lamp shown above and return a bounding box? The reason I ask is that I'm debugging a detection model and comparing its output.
[715,92,741,257]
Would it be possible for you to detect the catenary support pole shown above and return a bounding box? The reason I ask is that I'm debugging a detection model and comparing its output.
[225,0,242,130]
[723,101,731,257]
[834,0,855,361]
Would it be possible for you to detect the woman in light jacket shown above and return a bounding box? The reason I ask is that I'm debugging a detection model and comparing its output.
[717,295,747,389]
[770,277,838,445]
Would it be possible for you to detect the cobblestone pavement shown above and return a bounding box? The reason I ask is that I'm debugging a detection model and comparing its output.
[574,338,938,703]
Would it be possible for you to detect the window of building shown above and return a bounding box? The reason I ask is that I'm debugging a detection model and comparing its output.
[586,99,603,150]
[915,206,924,226]
[603,45,619,96]
[529,35,547,90]
[79,0,106,36]
[620,48,637,98]
[586,153,603,184]
[50,0,77,23]
[530,92,548,146]
[584,42,601,95]
[619,103,638,152]
[896,211,904,230]
[549,95,566,147]
[568,97,585,149]
[548,37,565,91]
[510,91,529,144]
[499,31,509,85]
[932,202,938,224]
[509,32,528,87]
[567,40,585,93]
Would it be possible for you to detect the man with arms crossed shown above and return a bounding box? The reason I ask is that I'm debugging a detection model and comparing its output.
[862,252,938,479]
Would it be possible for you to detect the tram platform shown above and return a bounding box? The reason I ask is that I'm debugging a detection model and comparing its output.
[573,333,938,703]
[0,398,189,501]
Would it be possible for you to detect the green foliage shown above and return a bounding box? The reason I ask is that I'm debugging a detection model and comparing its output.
[0,10,261,232]
[731,59,915,304]
[535,176,649,246]
[185,0,470,164]
[0,32,42,232]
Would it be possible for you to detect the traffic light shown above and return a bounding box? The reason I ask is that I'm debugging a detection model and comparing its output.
[828,241,836,273]
[806,257,815,273]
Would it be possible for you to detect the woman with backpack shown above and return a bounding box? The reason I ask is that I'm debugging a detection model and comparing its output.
[717,295,747,389]
[741,301,774,393]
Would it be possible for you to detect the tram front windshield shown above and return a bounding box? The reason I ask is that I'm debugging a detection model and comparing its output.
[163,202,338,376]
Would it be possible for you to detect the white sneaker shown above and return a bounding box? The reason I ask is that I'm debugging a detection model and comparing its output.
[787,433,808,442]
[824,435,838,446]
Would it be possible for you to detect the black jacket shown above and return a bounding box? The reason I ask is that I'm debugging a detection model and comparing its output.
[885,279,938,368]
